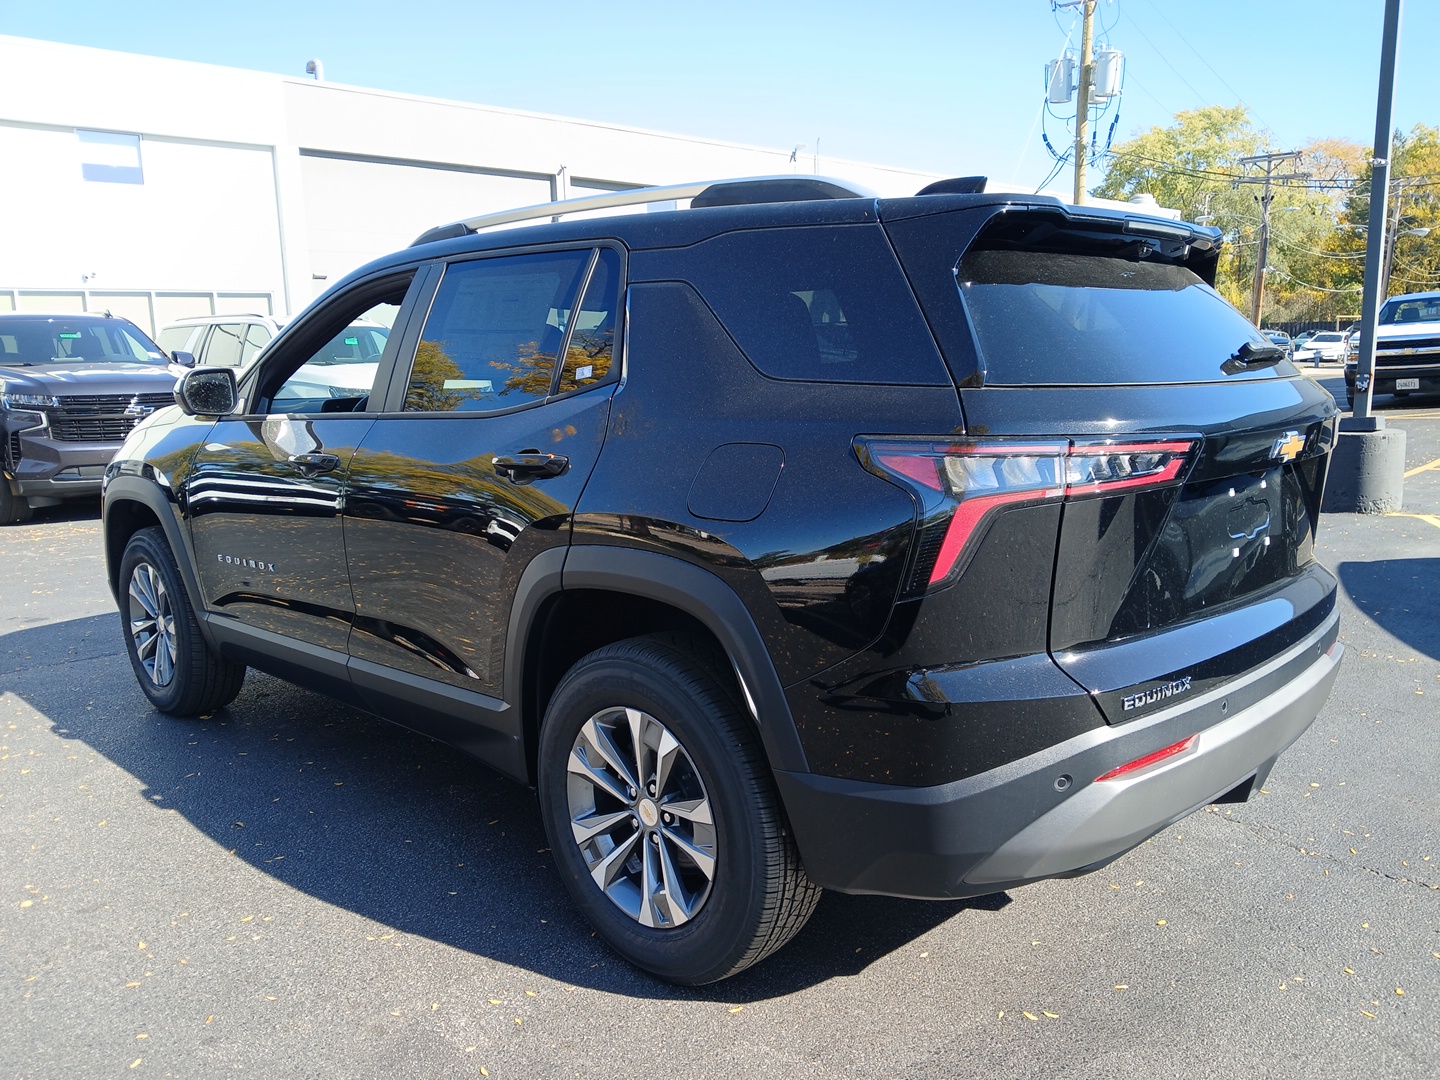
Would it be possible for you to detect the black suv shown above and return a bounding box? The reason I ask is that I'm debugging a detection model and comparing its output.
[2,313,181,523]
[102,176,1343,984]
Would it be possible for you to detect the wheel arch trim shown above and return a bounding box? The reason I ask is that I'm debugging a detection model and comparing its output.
[505,545,810,775]
[103,477,216,651]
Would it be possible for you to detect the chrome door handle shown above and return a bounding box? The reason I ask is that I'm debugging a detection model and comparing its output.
[494,453,569,484]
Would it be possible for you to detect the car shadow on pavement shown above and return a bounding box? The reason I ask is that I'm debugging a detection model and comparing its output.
[1336,559,1440,662]
[5,613,999,1002]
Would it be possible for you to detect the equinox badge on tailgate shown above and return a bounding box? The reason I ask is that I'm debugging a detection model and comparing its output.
[1123,676,1194,712]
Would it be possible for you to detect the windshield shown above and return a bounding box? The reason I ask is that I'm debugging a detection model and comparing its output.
[1378,296,1440,326]
[0,317,168,367]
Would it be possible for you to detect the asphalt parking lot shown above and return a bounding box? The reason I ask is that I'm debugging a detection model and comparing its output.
[3,373,1438,1079]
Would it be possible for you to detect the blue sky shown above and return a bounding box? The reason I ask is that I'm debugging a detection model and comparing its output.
[3,1,1435,188]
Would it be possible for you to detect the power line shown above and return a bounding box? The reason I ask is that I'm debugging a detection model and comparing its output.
[1115,6,1211,109]
[1134,0,1280,137]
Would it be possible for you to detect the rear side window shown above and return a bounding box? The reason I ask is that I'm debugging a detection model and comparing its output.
[959,249,1287,386]
[680,225,948,385]
[406,250,592,412]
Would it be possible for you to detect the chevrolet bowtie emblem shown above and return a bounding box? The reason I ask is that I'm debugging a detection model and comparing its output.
[1271,430,1305,463]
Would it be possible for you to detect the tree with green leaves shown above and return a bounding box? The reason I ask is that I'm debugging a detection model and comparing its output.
[1094,106,1374,323]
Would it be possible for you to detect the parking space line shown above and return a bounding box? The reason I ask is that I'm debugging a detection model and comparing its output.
[1386,512,1440,530]
[1404,457,1440,479]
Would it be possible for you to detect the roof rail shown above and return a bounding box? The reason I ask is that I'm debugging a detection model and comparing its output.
[411,175,876,247]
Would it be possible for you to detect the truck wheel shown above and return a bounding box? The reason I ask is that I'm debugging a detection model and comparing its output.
[0,483,32,525]
[537,634,819,984]
[119,527,245,715]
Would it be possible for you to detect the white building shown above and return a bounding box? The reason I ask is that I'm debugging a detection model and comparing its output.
[0,35,945,336]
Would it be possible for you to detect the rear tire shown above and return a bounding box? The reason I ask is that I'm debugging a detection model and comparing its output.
[0,483,32,525]
[537,633,819,984]
[119,527,245,715]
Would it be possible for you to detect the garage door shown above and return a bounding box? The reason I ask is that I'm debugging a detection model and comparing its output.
[299,154,552,293]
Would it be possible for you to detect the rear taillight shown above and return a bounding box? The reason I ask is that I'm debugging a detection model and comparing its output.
[858,436,1198,594]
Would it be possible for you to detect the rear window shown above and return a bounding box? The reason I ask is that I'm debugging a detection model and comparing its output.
[958,250,1289,386]
[678,225,949,385]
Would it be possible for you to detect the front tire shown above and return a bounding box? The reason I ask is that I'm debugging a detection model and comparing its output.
[119,527,245,715]
[0,483,32,525]
[537,634,819,984]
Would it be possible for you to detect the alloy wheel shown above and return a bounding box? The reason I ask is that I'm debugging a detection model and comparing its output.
[565,706,717,928]
[127,561,177,687]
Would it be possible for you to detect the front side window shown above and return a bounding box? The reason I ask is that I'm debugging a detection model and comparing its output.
[404,250,594,413]
[204,324,247,368]
[253,274,411,414]
[241,325,272,366]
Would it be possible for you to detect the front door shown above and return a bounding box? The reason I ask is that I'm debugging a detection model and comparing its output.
[187,271,420,677]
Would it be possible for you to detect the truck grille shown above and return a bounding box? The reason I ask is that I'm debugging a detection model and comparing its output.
[1376,336,1440,367]
[42,393,174,444]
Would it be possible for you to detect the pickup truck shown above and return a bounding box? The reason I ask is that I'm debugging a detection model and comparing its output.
[1345,291,1440,408]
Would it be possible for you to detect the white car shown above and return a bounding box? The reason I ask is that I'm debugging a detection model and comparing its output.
[1303,331,1349,363]
[157,314,390,404]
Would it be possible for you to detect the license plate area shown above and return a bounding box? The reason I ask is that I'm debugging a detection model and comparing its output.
[1396,378,1420,390]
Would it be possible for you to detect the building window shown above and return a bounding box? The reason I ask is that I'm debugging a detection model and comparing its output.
[78,130,144,185]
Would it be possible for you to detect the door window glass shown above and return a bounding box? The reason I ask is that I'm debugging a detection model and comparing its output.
[556,248,621,395]
[241,324,272,366]
[272,306,397,411]
[155,325,200,355]
[404,251,592,413]
[204,323,247,367]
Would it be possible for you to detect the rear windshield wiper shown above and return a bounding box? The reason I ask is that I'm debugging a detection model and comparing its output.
[1221,341,1285,375]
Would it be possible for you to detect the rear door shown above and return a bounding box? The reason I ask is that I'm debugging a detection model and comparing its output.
[341,245,623,773]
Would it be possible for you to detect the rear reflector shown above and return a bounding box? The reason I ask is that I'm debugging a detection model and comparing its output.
[858,435,1198,591]
[1095,735,1198,782]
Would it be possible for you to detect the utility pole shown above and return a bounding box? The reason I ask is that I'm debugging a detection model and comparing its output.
[1072,0,1096,205]
[1235,151,1309,326]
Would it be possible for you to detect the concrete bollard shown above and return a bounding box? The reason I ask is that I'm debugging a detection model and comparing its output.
[1322,426,1406,514]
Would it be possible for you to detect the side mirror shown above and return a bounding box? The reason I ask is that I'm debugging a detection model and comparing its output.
[171,350,197,368]
[174,367,238,417]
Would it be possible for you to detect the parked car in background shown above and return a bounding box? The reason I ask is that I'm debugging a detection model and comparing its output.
[1344,291,1440,409]
[1264,329,1294,360]
[1305,331,1349,363]
[1,313,185,523]
[104,175,1343,984]
[157,314,391,405]
[156,313,281,370]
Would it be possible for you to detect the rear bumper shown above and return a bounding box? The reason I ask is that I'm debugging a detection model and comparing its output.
[775,609,1342,898]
